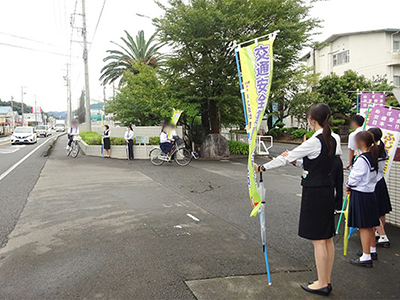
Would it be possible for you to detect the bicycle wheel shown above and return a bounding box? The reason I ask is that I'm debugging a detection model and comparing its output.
[66,146,72,156]
[71,142,80,158]
[149,148,164,166]
[174,148,192,166]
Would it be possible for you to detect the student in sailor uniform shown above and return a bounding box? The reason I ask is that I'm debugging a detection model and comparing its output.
[368,128,392,248]
[160,124,173,155]
[346,131,380,267]
[347,115,365,169]
[254,103,336,296]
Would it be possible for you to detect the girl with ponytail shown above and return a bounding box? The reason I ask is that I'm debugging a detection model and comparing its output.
[368,128,392,248]
[346,131,380,268]
[254,103,339,296]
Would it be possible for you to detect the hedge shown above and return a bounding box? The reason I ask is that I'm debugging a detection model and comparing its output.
[291,128,307,140]
[80,131,158,146]
[228,140,249,155]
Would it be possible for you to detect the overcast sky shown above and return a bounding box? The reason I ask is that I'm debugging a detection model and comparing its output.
[0,0,399,112]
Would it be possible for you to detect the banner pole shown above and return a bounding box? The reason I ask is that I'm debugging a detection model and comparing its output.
[234,47,249,136]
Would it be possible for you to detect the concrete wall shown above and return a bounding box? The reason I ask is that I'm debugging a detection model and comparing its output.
[78,140,156,160]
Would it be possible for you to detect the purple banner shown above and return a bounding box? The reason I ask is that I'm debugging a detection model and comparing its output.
[368,106,400,132]
[360,93,385,109]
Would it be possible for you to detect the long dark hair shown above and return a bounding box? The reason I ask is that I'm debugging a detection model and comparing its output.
[368,127,386,159]
[308,103,333,156]
[355,131,379,172]
[127,125,133,131]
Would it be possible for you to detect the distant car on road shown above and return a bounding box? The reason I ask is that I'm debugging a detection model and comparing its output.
[11,126,37,145]
[35,125,48,137]
[55,124,66,132]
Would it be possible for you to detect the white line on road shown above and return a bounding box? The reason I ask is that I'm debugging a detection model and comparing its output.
[186,214,200,222]
[0,138,53,182]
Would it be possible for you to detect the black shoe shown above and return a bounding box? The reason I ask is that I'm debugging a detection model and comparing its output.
[301,284,331,296]
[350,257,373,268]
[377,241,390,248]
[357,250,378,260]
[308,281,332,292]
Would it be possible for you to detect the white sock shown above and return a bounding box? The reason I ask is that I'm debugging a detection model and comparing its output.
[370,247,376,253]
[379,235,389,242]
[360,253,371,261]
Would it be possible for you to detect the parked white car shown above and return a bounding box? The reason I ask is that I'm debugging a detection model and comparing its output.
[11,126,37,145]
[35,125,48,137]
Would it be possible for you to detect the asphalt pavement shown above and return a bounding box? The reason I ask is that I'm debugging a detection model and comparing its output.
[0,131,63,248]
[0,136,398,299]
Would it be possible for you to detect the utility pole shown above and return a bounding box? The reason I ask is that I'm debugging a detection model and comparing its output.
[34,95,37,125]
[64,64,72,128]
[10,96,14,131]
[82,0,91,130]
[21,86,25,126]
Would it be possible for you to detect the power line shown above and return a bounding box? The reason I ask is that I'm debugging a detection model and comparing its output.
[89,0,107,52]
[0,41,78,58]
[0,31,61,48]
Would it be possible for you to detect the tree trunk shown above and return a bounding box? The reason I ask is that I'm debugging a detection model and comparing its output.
[201,102,210,136]
[209,100,220,134]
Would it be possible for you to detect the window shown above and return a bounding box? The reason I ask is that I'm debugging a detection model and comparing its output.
[394,76,400,88]
[394,41,400,52]
[333,50,350,66]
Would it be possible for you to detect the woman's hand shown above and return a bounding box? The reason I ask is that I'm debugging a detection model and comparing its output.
[253,163,264,173]
[345,186,351,195]
[281,150,289,157]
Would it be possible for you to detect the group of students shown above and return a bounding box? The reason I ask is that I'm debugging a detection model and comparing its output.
[254,103,392,296]
[100,125,135,160]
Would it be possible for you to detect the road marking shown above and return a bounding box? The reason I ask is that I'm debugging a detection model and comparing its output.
[0,141,11,146]
[0,138,53,182]
[187,214,200,222]
[0,148,19,154]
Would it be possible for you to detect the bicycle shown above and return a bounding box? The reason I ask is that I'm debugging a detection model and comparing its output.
[149,143,192,166]
[66,135,81,158]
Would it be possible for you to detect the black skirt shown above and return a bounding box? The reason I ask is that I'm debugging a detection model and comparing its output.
[348,190,380,228]
[298,186,335,240]
[103,137,110,150]
[375,178,392,216]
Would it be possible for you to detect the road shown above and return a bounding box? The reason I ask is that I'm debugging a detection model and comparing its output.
[0,132,64,247]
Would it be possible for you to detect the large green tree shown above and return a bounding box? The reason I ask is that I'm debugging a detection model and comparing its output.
[100,30,166,85]
[317,70,371,118]
[105,63,171,125]
[154,0,319,135]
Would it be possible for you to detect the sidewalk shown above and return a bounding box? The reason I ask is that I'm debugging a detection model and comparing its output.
[0,136,399,299]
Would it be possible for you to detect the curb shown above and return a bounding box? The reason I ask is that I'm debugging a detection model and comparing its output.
[42,133,66,157]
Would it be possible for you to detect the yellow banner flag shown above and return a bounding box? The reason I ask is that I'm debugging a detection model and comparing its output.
[238,39,274,216]
[171,109,183,125]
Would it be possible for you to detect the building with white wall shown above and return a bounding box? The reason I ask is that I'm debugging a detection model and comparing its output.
[301,28,400,86]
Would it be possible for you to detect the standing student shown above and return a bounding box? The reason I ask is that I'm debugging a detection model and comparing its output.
[347,115,365,169]
[368,128,392,248]
[346,131,380,267]
[102,125,111,158]
[255,103,336,296]
[331,132,344,211]
[124,125,134,160]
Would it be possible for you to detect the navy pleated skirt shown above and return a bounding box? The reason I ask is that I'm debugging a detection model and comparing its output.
[348,190,380,228]
[298,186,335,240]
[375,178,392,216]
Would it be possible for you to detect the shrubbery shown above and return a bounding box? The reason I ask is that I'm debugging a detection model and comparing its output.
[305,130,316,140]
[275,122,285,128]
[291,128,307,140]
[229,129,247,134]
[228,140,249,155]
[80,131,157,146]
[267,128,283,139]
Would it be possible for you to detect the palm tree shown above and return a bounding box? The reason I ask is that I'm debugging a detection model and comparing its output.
[99,30,166,85]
